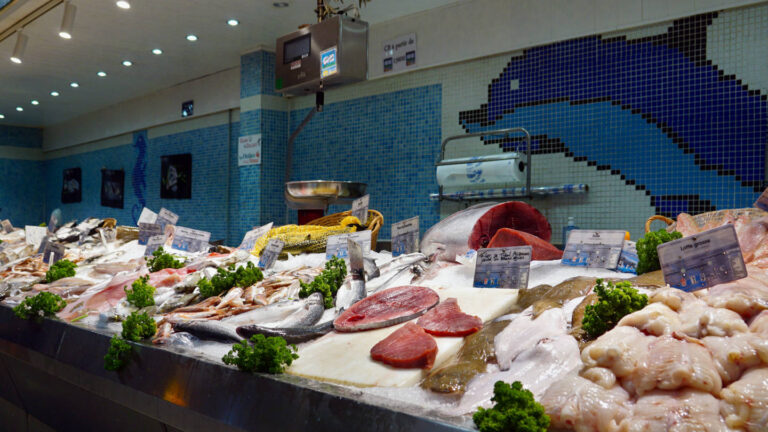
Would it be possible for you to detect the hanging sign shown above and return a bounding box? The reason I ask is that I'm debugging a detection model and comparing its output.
[238,134,262,166]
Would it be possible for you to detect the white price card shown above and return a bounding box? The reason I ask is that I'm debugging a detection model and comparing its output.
[755,187,768,212]
[138,223,162,245]
[144,234,167,257]
[25,226,48,248]
[171,226,211,253]
[156,208,179,231]
[658,224,747,292]
[258,239,285,270]
[617,240,638,274]
[351,194,370,225]
[238,223,273,251]
[391,216,419,257]
[561,230,626,269]
[326,230,372,259]
[473,246,531,289]
[1,219,13,233]
[138,207,158,225]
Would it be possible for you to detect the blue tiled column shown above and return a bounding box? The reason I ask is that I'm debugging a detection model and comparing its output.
[0,125,45,226]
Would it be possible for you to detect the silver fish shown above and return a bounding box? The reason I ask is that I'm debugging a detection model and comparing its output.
[363,257,380,280]
[270,292,325,327]
[236,320,334,344]
[335,278,366,313]
[172,320,243,342]
[421,202,498,261]
[221,298,305,326]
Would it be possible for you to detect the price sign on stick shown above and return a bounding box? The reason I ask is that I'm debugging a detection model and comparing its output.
[391,216,419,257]
[473,246,531,289]
[326,231,372,259]
[561,230,626,269]
[351,195,370,225]
[258,239,285,270]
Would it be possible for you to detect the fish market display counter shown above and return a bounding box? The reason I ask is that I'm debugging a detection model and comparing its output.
[0,305,466,432]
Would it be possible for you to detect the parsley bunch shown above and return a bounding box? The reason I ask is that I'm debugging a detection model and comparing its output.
[582,279,648,339]
[13,292,67,322]
[473,381,550,432]
[197,262,264,299]
[222,334,299,374]
[104,336,132,371]
[636,229,682,275]
[298,256,347,309]
[146,247,185,272]
[45,259,76,283]
[104,312,157,371]
[125,276,156,308]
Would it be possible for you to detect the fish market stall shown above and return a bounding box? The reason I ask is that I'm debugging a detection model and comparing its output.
[1,202,768,431]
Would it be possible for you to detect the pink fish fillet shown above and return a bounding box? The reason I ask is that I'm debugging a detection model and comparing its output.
[58,270,147,321]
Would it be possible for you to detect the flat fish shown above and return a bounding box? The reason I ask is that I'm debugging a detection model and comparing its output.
[236,320,334,344]
[370,322,438,369]
[334,285,440,332]
[629,270,667,288]
[416,298,483,337]
[421,360,487,393]
[172,320,243,342]
[515,276,603,312]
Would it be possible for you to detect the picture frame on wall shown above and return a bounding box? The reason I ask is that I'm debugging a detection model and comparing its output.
[101,169,125,209]
[161,153,192,199]
[61,168,82,204]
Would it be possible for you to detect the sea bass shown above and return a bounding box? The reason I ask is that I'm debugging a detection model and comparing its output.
[172,320,243,343]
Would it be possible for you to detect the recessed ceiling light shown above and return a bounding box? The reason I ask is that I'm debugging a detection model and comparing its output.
[273,2,289,7]
[122,60,132,67]
[97,71,107,77]
[227,19,239,26]
[51,91,60,96]
[152,48,163,55]
[16,107,23,112]
[0,114,5,119]
[116,1,130,9]
[186,34,198,42]
[70,82,79,88]
[31,100,39,105]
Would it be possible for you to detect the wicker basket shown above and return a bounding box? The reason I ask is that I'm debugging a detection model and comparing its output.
[645,208,767,233]
[307,210,384,250]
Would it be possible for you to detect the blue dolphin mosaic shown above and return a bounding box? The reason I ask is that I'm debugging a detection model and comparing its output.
[460,13,767,217]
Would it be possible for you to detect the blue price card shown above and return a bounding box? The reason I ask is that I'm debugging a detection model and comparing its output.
[617,240,638,274]
[473,246,531,289]
[258,239,284,270]
[238,223,273,251]
[658,224,747,292]
[561,230,626,269]
[144,234,167,257]
[138,223,162,245]
[171,226,211,253]
[755,187,768,212]
[391,216,419,257]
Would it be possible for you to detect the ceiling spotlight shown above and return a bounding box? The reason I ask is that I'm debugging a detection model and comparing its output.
[59,1,76,39]
[116,1,130,9]
[31,100,39,105]
[227,19,239,26]
[51,91,60,96]
[273,2,289,7]
[0,114,5,119]
[16,107,23,112]
[122,60,132,67]
[10,31,27,64]
[70,82,79,88]
[97,71,107,77]
[152,48,162,55]
[186,34,198,42]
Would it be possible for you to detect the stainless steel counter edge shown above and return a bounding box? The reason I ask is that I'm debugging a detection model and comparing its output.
[0,305,472,431]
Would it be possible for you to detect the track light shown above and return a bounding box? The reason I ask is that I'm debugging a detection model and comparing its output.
[59,1,76,39]
[10,31,27,64]
[116,1,130,9]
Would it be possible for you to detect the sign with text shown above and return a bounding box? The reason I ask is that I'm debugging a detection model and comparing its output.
[326,230,372,259]
[616,240,638,274]
[658,224,747,292]
[144,234,168,257]
[238,223,273,251]
[156,208,179,231]
[138,223,162,245]
[383,33,416,73]
[351,194,369,225]
[42,242,66,265]
[391,216,419,257]
[473,246,531,289]
[755,187,768,211]
[25,225,48,249]
[238,134,262,166]
[171,226,211,253]
[258,239,285,270]
[561,230,626,269]
[138,207,158,225]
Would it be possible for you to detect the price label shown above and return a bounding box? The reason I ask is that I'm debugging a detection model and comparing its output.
[1,219,13,233]
[391,216,419,257]
[156,208,179,231]
[561,230,626,269]
[138,223,162,245]
[138,207,158,224]
[326,230,372,259]
[658,224,747,292]
[42,241,66,264]
[473,246,531,289]
[239,223,274,251]
[171,226,211,252]
[617,240,638,274]
[258,239,285,269]
[25,226,48,248]
[98,227,117,247]
[351,194,370,225]
[755,187,768,212]
[144,234,167,257]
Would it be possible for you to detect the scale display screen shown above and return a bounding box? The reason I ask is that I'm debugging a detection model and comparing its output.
[284,34,310,64]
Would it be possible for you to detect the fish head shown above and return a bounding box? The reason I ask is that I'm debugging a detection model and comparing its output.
[306,292,325,307]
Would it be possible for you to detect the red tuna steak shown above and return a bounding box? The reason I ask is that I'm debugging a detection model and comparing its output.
[334,286,440,332]
[370,322,438,369]
[487,228,563,260]
[469,201,552,250]
[416,298,483,337]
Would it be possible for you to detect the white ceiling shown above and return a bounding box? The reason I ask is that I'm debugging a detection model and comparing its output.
[0,0,458,128]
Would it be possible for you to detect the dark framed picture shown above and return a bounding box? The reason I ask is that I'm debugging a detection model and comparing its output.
[161,153,192,199]
[61,168,81,203]
[101,169,125,209]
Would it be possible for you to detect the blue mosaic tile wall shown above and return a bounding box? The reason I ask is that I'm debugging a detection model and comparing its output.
[0,159,45,226]
[0,125,42,148]
[241,51,278,98]
[237,109,263,238]
[289,85,443,239]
